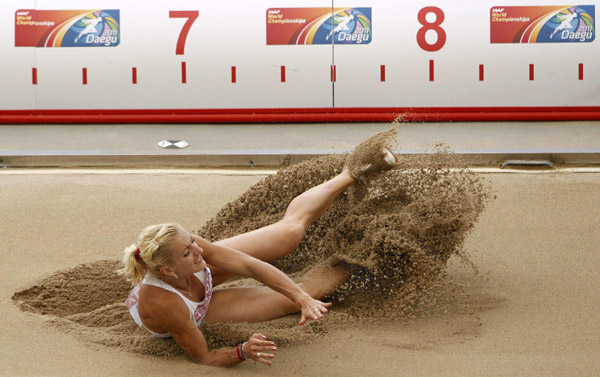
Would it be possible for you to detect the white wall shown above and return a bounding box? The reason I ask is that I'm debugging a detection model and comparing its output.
[1,1,598,112]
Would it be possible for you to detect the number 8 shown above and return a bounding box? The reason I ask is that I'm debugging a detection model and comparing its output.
[416,7,446,52]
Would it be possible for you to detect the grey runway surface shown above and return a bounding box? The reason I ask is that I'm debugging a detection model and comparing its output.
[1,169,599,377]
[1,121,599,167]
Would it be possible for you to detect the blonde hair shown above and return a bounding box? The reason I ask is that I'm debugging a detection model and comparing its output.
[119,223,184,287]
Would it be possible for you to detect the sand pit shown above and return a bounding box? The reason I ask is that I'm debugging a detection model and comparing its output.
[12,142,491,353]
[1,167,599,376]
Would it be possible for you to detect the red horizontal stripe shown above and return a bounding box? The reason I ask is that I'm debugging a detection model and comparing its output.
[0,107,599,124]
[1,107,598,115]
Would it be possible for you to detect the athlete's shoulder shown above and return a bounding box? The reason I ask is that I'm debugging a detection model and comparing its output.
[138,284,189,326]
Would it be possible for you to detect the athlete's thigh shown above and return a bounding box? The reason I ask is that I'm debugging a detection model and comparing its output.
[204,286,298,324]
[207,220,303,285]
[213,219,303,261]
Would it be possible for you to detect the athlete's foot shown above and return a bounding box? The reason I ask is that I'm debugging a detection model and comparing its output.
[345,125,399,183]
[349,146,398,182]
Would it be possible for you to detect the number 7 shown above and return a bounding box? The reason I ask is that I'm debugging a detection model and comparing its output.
[169,10,199,55]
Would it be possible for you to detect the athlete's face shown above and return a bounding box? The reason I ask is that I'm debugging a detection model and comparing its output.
[168,228,206,276]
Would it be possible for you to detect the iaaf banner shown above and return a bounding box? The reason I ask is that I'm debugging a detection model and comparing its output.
[15,9,120,47]
[266,7,371,45]
[490,5,595,43]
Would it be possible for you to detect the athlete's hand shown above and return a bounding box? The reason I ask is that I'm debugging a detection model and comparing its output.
[298,297,332,326]
[244,333,277,365]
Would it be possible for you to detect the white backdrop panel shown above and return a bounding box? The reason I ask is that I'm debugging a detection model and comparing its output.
[1,1,598,111]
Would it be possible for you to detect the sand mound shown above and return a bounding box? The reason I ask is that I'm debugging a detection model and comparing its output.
[12,129,492,357]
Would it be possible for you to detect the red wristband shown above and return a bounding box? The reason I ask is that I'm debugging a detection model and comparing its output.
[236,344,244,362]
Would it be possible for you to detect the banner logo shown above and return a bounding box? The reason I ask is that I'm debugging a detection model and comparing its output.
[267,8,372,45]
[491,5,595,43]
[15,9,120,47]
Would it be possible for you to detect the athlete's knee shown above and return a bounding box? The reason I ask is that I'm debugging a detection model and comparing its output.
[301,267,351,299]
[300,280,328,299]
[280,220,306,248]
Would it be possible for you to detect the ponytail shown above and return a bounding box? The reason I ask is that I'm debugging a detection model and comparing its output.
[119,244,147,287]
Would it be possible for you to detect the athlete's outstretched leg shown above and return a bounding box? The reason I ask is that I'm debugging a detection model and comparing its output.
[209,124,399,285]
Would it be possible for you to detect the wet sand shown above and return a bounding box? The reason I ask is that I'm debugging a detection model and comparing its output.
[1,170,599,376]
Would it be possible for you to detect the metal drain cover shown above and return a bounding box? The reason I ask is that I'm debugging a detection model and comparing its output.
[158,140,188,149]
[501,159,554,169]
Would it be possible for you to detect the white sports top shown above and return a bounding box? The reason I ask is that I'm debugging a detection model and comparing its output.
[126,268,213,338]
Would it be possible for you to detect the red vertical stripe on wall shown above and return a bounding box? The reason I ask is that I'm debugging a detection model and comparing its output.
[281,66,286,83]
[32,68,37,85]
[231,66,237,83]
[181,62,187,84]
[132,67,137,84]
[331,65,336,82]
[529,64,534,81]
[82,68,88,85]
[380,65,386,82]
[579,63,584,80]
[479,64,484,81]
[429,60,434,82]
